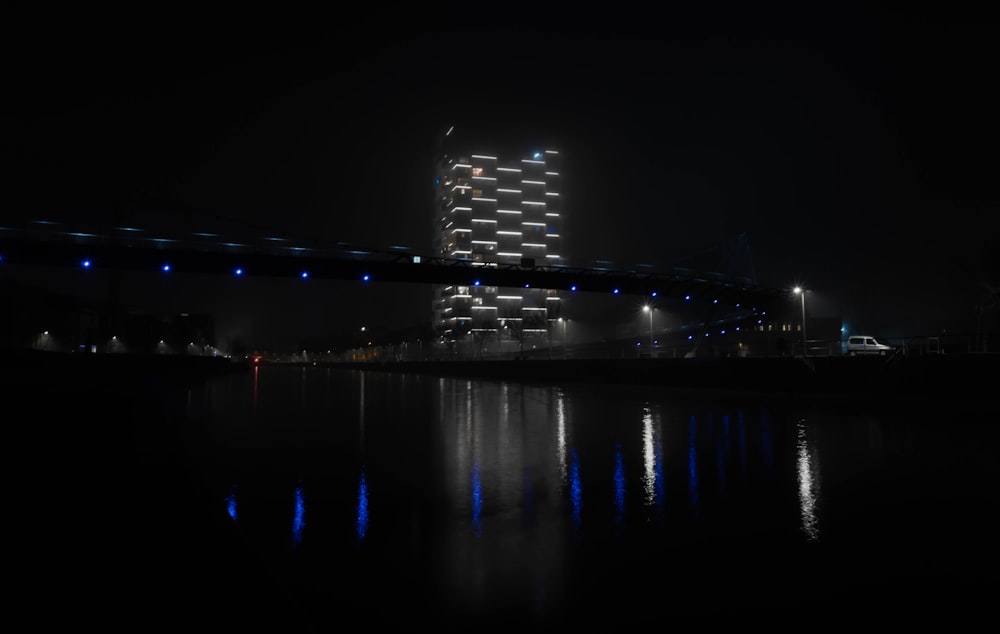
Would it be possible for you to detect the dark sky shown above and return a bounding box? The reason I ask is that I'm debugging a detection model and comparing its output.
[6,6,999,350]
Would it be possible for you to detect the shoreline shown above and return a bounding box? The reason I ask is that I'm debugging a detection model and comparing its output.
[4,347,998,411]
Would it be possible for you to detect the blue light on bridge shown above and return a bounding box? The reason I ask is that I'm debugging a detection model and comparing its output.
[1,223,787,320]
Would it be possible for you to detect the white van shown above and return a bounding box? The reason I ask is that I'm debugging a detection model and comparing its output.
[846,335,893,356]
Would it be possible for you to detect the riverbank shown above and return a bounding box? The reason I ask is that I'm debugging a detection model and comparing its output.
[4,348,997,410]
[1,347,246,385]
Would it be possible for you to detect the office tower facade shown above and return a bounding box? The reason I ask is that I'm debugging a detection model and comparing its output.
[432,132,563,355]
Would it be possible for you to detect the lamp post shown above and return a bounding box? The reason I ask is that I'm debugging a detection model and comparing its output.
[642,305,653,349]
[794,287,807,356]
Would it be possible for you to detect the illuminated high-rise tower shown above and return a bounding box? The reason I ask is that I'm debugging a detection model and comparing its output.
[432,127,563,354]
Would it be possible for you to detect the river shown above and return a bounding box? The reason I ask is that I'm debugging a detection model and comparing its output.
[9,359,999,630]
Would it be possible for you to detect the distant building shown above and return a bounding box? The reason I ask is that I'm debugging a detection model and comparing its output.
[432,129,563,356]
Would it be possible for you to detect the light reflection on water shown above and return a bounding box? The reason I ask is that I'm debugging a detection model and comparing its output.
[175,366,999,626]
[797,418,821,542]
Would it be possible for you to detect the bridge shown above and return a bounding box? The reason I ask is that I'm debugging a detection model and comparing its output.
[0,217,790,316]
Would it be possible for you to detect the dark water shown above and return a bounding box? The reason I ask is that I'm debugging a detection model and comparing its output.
[16,363,1000,630]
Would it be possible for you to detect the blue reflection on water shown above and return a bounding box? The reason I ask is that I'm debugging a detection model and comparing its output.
[225,485,238,521]
[614,444,626,530]
[471,462,483,537]
[355,467,369,543]
[292,482,306,548]
[569,449,583,538]
[688,415,700,518]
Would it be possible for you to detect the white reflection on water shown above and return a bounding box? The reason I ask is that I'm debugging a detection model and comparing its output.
[641,404,665,520]
[642,405,656,506]
[641,403,666,526]
[556,390,568,487]
[796,418,821,542]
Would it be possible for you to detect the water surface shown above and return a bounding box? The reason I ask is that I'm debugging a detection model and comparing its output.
[16,364,999,630]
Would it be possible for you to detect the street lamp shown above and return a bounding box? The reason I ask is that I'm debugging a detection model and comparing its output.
[642,305,654,349]
[794,287,807,356]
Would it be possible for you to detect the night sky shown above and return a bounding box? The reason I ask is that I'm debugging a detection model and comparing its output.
[6,7,999,350]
